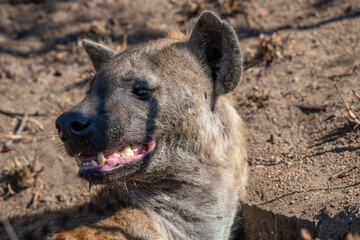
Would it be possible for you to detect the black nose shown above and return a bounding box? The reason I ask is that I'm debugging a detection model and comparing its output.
[55,111,93,141]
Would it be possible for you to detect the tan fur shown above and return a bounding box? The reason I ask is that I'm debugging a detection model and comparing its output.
[166,29,189,41]
[52,207,164,240]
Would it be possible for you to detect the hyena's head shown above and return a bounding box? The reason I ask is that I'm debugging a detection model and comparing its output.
[55,12,242,184]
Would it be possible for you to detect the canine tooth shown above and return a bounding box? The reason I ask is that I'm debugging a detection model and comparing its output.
[121,146,134,157]
[131,144,142,151]
[75,155,82,165]
[91,160,98,166]
[98,152,106,165]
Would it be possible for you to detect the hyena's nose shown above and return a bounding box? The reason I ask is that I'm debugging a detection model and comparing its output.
[55,112,93,141]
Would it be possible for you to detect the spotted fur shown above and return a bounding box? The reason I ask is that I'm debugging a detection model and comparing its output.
[0,12,248,240]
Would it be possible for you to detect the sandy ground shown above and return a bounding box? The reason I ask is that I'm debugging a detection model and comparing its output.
[0,0,359,238]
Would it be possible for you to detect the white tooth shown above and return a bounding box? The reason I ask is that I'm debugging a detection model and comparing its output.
[98,152,106,165]
[75,155,82,165]
[121,146,134,157]
[131,144,142,151]
[83,162,91,166]
[113,152,120,157]
[91,160,98,166]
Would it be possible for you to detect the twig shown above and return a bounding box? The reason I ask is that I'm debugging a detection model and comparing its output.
[334,166,358,179]
[0,145,14,153]
[13,113,28,136]
[7,183,15,195]
[13,157,21,167]
[31,158,45,186]
[4,134,27,140]
[335,84,360,125]
[3,183,15,199]
[2,219,19,240]
[353,89,360,101]
[0,108,46,117]
[243,58,263,71]
[34,166,45,184]
[335,84,352,113]
[1,113,28,153]
[26,118,44,130]
[4,112,28,148]
[27,190,40,208]
[296,105,326,113]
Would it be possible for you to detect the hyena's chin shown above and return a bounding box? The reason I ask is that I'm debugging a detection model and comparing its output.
[75,141,156,182]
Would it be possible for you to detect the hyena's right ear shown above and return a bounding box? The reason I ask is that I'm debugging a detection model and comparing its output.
[82,39,116,72]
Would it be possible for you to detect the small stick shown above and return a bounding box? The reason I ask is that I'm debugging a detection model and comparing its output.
[28,190,40,208]
[353,89,360,101]
[7,183,15,195]
[4,112,28,148]
[0,146,14,153]
[334,166,358,179]
[2,219,19,240]
[335,84,352,114]
[33,166,45,184]
[26,118,44,130]
[30,158,44,186]
[0,108,46,117]
[243,58,263,71]
[13,157,21,167]
[335,84,360,125]
[12,113,28,136]
[4,134,26,140]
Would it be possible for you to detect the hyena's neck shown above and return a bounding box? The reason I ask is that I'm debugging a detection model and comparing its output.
[121,177,238,240]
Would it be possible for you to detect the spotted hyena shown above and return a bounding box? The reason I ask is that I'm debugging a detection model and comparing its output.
[1,11,248,240]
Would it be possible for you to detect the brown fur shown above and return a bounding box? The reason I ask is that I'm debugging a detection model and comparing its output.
[0,12,248,240]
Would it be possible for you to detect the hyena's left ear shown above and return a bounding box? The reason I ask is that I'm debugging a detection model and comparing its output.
[82,39,116,72]
[188,11,242,96]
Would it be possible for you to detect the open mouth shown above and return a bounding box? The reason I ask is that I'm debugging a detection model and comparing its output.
[75,141,156,173]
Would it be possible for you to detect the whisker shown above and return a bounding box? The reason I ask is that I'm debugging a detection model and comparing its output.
[36,142,65,159]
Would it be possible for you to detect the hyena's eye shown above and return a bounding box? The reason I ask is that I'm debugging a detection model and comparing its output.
[132,88,154,99]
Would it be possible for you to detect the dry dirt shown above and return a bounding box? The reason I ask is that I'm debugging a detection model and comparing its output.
[0,0,359,239]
